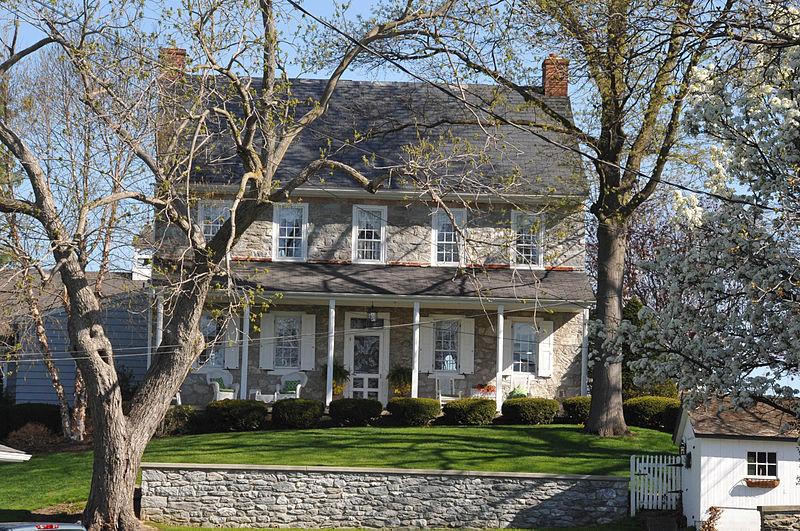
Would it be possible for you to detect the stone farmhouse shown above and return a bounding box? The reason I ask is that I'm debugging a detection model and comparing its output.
[155,51,594,409]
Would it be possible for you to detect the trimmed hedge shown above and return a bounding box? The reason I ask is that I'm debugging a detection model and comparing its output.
[328,398,383,426]
[563,396,591,424]
[623,396,681,431]
[386,397,440,426]
[1,403,62,440]
[502,398,559,425]
[272,398,324,429]
[200,400,269,433]
[441,398,496,426]
[154,405,198,437]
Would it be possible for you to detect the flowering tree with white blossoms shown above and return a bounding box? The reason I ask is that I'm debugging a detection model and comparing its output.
[617,6,800,414]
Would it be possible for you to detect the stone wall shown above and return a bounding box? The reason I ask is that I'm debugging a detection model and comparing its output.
[141,463,629,529]
[759,506,800,530]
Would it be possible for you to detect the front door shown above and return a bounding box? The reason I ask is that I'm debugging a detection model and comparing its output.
[345,313,389,403]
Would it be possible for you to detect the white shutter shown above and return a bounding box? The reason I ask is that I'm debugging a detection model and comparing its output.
[300,313,316,370]
[536,320,554,378]
[419,318,434,372]
[459,318,475,374]
[502,319,514,373]
[259,314,274,369]
[223,316,239,369]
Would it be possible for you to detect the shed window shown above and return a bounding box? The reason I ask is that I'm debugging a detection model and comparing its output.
[747,451,777,477]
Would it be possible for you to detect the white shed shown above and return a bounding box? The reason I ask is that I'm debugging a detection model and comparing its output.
[675,400,800,531]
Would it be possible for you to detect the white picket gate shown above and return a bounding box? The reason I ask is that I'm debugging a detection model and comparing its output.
[630,454,682,516]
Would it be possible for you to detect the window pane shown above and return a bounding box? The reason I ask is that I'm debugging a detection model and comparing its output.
[768,465,777,476]
[199,315,223,367]
[747,452,756,463]
[274,317,300,368]
[277,206,304,258]
[514,214,541,266]
[434,320,459,371]
[353,335,380,374]
[436,213,462,264]
[201,204,229,240]
[513,322,537,373]
[768,453,777,463]
[748,464,756,475]
[356,208,383,261]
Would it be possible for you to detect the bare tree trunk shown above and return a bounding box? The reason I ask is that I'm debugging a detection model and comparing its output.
[584,217,630,436]
[71,366,86,441]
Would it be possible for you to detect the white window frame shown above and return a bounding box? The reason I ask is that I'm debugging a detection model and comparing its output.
[431,209,466,266]
[512,321,538,374]
[433,319,460,372]
[196,313,225,369]
[196,201,230,241]
[259,311,316,373]
[272,203,309,262]
[273,315,302,370]
[511,211,544,269]
[747,451,778,478]
[351,205,387,264]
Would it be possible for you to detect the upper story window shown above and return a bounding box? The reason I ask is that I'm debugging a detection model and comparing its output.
[352,205,386,263]
[511,211,544,268]
[434,320,460,372]
[197,201,230,240]
[747,451,777,477]
[432,209,466,266]
[273,203,308,262]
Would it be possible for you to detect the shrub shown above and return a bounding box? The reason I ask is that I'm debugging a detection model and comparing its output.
[272,398,324,429]
[507,385,528,400]
[2,403,62,439]
[200,400,269,433]
[386,397,440,426]
[623,396,682,431]
[328,398,383,426]
[441,398,496,425]
[6,422,56,451]
[154,405,198,437]
[502,398,559,425]
[562,396,592,424]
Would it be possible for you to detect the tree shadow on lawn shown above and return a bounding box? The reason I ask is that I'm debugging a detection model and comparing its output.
[143,425,675,476]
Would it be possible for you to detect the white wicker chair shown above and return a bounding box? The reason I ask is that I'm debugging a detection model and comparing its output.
[273,371,308,401]
[205,368,240,401]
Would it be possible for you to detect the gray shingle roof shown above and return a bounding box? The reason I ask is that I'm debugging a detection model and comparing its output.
[191,79,586,195]
[224,261,593,304]
[686,400,800,440]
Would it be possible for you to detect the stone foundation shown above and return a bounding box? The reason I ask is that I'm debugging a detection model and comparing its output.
[141,463,628,528]
[759,506,800,530]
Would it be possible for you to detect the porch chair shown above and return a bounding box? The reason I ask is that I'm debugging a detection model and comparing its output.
[205,368,240,401]
[434,375,462,407]
[273,371,308,401]
[503,373,532,399]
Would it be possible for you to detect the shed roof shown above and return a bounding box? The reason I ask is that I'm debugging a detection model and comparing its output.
[676,399,800,443]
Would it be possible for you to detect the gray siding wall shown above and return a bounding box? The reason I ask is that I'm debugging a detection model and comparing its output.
[8,292,149,405]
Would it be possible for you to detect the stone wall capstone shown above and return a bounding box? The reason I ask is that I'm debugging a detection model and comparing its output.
[141,463,628,529]
[759,506,800,530]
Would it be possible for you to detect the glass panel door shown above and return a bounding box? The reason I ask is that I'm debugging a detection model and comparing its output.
[352,334,380,400]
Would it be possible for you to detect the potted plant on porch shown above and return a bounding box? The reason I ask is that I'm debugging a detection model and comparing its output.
[321,361,351,399]
[388,365,412,397]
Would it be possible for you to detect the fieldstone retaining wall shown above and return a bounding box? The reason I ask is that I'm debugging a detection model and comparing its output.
[140,463,629,528]
[759,506,800,530]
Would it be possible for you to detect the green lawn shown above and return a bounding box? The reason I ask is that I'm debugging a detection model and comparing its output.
[1,425,676,515]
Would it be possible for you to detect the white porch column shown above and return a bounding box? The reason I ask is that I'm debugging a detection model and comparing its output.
[411,302,420,398]
[496,305,504,412]
[581,307,589,396]
[240,305,250,399]
[326,299,336,405]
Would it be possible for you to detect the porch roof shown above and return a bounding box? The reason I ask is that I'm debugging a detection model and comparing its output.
[225,261,593,306]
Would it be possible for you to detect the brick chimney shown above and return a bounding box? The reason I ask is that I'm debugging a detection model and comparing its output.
[159,47,186,79]
[542,54,569,97]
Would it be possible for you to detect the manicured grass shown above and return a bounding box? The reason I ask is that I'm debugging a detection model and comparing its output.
[1,425,676,515]
[0,450,93,514]
[142,424,675,476]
